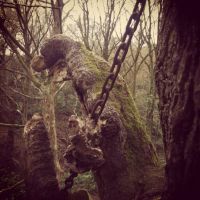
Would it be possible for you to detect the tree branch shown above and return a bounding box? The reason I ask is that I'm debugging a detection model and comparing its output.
[0,1,60,9]
[0,68,27,77]
[0,123,24,128]
[8,87,43,100]
[55,82,66,96]
[0,20,31,57]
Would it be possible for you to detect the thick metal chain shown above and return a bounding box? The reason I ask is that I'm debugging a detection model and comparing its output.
[91,0,146,121]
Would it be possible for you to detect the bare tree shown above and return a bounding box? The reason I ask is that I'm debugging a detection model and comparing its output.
[122,0,159,135]
[76,0,93,50]
[51,0,63,34]
[98,0,126,60]
[122,25,146,98]
[68,0,126,60]
[140,1,158,134]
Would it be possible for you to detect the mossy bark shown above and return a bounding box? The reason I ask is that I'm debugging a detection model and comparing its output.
[79,47,162,200]
[40,34,164,200]
[155,1,200,199]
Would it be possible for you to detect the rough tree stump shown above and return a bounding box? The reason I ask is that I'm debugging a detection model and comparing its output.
[24,113,59,200]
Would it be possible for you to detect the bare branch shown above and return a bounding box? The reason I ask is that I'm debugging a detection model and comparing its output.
[0,123,24,128]
[0,180,24,199]
[0,87,19,108]
[0,1,60,9]
[55,82,66,96]
[0,20,31,57]
[8,87,43,100]
[62,0,75,22]
[0,68,27,77]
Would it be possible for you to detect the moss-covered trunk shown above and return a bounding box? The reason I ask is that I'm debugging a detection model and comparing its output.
[39,34,164,200]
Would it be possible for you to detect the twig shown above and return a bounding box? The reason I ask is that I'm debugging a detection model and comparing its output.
[0,68,27,77]
[0,123,24,128]
[0,1,60,9]
[0,19,31,57]
[8,87,43,100]
[55,82,66,96]
[36,0,52,5]
[0,180,24,198]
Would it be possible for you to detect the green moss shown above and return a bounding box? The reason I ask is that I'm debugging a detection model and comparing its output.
[61,171,96,192]
[80,45,108,80]
[108,78,158,182]
[79,46,158,183]
[72,171,96,193]
[80,45,112,100]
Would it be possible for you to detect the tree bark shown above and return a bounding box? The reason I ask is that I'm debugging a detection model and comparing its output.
[24,113,59,200]
[41,0,65,181]
[155,1,200,199]
[51,0,63,34]
[40,34,164,200]
[42,81,63,181]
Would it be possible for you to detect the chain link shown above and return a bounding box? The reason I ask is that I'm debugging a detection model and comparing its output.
[91,0,146,121]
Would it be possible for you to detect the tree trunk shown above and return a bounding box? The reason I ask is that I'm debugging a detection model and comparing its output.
[146,72,156,135]
[40,34,164,200]
[132,67,137,98]
[42,82,63,182]
[155,1,200,199]
[51,0,63,34]
[23,114,59,200]
[39,0,64,181]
